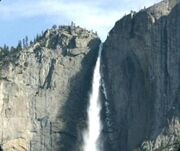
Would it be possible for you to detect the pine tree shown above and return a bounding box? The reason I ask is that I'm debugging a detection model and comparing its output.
[17,40,22,51]
[30,40,33,46]
[25,36,28,47]
[23,38,26,48]
[10,46,16,52]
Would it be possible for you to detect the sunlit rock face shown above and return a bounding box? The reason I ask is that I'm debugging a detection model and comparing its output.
[101,0,180,150]
[0,26,100,151]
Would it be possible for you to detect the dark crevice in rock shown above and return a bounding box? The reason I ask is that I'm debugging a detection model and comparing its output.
[42,59,56,89]
[178,146,180,151]
[55,131,77,139]
[34,46,43,63]
[162,18,171,120]
[130,17,135,38]
[62,48,68,56]
[68,52,86,57]
[47,34,59,49]
[0,77,10,81]
[68,37,76,49]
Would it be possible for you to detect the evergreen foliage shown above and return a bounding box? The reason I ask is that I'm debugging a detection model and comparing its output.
[0,30,45,60]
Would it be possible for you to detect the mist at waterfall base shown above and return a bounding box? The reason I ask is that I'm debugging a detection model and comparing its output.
[82,44,103,151]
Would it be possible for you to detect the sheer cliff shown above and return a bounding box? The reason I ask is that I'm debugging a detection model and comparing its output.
[0,26,100,151]
[101,0,180,150]
[1,0,180,151]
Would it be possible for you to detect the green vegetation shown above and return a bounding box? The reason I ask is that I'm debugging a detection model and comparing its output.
[0,36,30,79]
[0,30,47,60]
[0,28,47,80]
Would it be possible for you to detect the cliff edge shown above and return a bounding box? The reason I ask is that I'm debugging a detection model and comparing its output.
[101,0,180,150]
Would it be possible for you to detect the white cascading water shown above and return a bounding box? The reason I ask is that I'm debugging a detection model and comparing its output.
[82,43,103,151]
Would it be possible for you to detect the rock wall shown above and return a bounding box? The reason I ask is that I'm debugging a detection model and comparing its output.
[0,26,100,151]
[101,0,180,150]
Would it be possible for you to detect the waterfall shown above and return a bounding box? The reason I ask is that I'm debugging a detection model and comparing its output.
[82,43,103,151]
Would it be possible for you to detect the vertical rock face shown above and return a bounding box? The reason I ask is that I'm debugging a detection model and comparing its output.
[101,0,180,150]
[0,26,100,151]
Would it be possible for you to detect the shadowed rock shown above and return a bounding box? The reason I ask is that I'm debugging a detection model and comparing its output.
[101,0,180,151]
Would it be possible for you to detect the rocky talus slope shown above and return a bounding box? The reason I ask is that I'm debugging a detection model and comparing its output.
[101,0,180,151]
[0,26,100,151]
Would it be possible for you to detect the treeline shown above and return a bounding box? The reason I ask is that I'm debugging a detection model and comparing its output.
[0,33,43,59]
[0,23,75,59]
[0,23,79,59]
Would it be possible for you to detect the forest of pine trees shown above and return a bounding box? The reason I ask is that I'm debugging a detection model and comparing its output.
[0,24,75,59]
[0,33,42,60]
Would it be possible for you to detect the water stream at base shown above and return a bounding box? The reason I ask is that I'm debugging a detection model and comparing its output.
[82,43,103,151]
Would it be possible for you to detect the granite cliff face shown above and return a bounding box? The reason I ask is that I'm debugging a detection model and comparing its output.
[1,0,180,151]
[101,0,180,150]
[0,26,100,151]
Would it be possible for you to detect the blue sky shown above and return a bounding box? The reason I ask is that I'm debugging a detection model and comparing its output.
[0,0,161,46]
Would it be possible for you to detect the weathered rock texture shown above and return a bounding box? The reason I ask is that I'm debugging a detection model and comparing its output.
[0,26,100,151]
[101,0,180,150]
